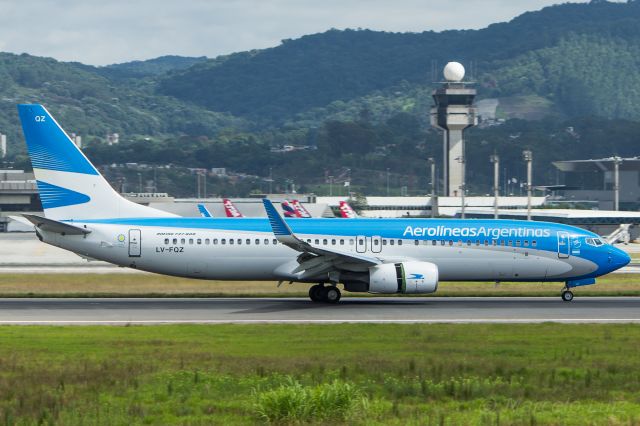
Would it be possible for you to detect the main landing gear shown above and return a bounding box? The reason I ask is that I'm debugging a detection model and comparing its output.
[309,284,341,304]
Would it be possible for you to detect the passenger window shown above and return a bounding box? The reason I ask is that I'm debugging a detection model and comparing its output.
[508,241,513,246]
[383,240,387,246]
[164,238,169,244]
[532,240,537,247]
[349,239,354,245]
[264,239,269,245]
[221,239,226,245]
[212,239,217,245]
[181,238,186,244]
[492,240,497,246]
[307,239,311,243]
[390,240,395,246]
[197,239,201,245]
[237,239,242,245]
[414,240,419,246]
[398,240,403,246]
[432,240,437,246]
[476,240,480,246]
[467,240,472,246]
[255,239,260,245]
[331,239,336,245]
[516,241,521,247]
[189,239,194,245]
[524,241,529,246]
[484,240,488,246]
[374,240,380,246]
[458,240,462,246]
[441,240,446,246]
[340,239,345,245]
[246,239,250,245]
[205,238,210,245]
[229,239,234,245]
[500,241,505,246]
[448,240,453,246]
[273,239,277,245]
[315,239,320,245]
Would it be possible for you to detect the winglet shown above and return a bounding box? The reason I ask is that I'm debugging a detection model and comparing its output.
[263,198,294,237]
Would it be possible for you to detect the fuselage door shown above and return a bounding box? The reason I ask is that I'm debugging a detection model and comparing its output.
[557,231,570,259]
[371,235,382,253]
[356,235,367,253]
[128,229,142,257]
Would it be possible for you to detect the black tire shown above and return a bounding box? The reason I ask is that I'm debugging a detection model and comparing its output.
[309,285,323,302]
[561,290,574,302]
[325,287,341,304]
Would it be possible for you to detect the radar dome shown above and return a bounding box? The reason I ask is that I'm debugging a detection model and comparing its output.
[443,62,465,82]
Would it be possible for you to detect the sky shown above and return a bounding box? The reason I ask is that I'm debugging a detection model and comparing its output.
[0,0,596,66]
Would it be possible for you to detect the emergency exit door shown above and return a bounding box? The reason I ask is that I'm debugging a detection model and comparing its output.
[129,229,141,257]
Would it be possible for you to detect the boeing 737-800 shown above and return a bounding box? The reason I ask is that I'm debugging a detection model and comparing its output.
[16,104,630,303]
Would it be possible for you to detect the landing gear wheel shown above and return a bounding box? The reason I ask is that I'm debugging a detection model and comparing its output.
[561,290,574,302]
[325,286,341,304]
[309,285,323,302]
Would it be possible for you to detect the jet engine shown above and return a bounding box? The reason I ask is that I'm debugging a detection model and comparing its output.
[368,261,438,294]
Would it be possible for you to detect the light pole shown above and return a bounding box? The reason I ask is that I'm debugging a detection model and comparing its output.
[457,156,466,219]
[386,168,390,196]
[522,150,533,221]
[613,156,622,211]
[428,157,436,218]
[490,154,500,219]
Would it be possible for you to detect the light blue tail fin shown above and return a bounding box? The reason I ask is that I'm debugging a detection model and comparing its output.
[17,104,175,220]
[197,204,213,218]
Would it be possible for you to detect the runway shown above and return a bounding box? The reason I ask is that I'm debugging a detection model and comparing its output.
[0,297,639,324]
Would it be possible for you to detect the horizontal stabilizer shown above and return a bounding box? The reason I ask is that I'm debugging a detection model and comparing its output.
[22,214,91,235]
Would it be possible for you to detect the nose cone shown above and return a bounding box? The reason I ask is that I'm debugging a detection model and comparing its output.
[610,246,631,270]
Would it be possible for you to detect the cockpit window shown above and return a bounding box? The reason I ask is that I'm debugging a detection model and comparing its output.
[585,237,605,247]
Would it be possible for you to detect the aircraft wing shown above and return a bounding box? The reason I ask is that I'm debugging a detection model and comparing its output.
[263,199,380,280]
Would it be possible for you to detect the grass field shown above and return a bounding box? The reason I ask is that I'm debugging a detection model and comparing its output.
[1,272,640,297]
[0,324,639,425]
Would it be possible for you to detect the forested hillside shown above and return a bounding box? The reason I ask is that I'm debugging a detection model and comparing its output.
[158,1,640,123]
[2,1,640,197]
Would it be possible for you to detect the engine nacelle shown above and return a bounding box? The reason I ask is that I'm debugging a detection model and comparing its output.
[368,261,439,294]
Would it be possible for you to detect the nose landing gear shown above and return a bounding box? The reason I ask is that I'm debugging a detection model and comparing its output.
[561,289,574,302]
[309,284,341,303]
[561,278,596,302]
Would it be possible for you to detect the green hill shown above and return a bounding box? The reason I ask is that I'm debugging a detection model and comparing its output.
[2,1,640,197]
[157,1,640,123]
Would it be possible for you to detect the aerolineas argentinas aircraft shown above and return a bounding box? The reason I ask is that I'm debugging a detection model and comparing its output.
[17,104,630,303]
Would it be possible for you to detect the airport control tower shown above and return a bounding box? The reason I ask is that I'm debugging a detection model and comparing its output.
[431,62,477,196]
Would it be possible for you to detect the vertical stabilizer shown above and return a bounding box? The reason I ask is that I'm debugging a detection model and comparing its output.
[18,104,176,220]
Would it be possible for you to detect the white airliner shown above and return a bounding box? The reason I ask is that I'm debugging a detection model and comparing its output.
[15,104,630,303]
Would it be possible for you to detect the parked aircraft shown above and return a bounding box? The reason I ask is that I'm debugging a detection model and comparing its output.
[338,201,359,218]
[15,104,630,303]
[222,198,243,218]
[197,204,213,218]
[291,199,312,218]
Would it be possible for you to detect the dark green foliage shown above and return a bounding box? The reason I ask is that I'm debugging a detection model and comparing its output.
[158,1,640,121]
[3,1,640,197]
[99,55,208,79]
